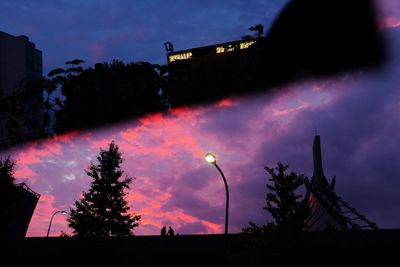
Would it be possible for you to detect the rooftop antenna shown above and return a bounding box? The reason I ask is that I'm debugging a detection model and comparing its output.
[164,41,174,53]
[249,24,264,38]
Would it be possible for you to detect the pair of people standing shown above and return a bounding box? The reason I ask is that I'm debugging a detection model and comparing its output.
[161,226,174,236]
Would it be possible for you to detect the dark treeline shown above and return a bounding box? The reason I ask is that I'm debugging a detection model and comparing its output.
[47,60,168,133]
[0,59,169,148]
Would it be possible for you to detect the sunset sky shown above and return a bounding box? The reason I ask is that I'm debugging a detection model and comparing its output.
[0,0,400,236]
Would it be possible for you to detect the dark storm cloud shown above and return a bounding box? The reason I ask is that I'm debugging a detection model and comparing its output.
[163,189,223,224]
[229,166,271,228]
[161,165,226,223]
[174,166,215,190]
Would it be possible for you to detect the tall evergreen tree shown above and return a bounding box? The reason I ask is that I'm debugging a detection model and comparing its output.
[68,141,140,236]
[264,163,307,232]
[0,157,17,236]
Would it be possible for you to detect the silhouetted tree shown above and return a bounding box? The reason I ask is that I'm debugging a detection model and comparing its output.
[1,59,167,147]
[264,163,306,232]
[68,141,140,236]
[0,157,17,236]
[245,163,307,233]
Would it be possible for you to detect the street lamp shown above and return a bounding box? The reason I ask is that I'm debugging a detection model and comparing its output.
[205,152,229,234]
[46,210,67,237]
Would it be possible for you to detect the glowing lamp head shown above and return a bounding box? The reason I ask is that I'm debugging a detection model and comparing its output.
[205,153,216,164]
[61,211,67,215]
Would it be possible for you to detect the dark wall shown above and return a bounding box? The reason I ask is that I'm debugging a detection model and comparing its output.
[5,230,400,266]
[5,184,40,239]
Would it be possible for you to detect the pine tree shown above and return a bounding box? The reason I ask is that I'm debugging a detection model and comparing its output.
[68,141,141,236]
[244,163,307,234]
[264,163,306,232]
[0,157,17,235]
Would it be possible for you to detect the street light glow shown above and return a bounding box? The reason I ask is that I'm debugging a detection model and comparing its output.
[204,152,229,234]
[205,152,216,164]
[46,210,68,237]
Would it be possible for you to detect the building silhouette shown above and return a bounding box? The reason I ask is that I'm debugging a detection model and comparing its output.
[5,182,40,239]
[0,31,43,146]
[165,31,266,107]
[0,31,42,95]
[304,136,378,230]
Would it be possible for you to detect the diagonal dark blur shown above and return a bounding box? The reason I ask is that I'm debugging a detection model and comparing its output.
[169,0,384,107]
[261,0,384,82]
[0,0,385,149]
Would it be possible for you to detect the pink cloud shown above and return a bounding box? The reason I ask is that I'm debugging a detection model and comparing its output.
[379,16,400,30]
[52,130,81,143]
[215,98,236,108]
[89,137,114,150]
[272,103,309,117]
[118,108,206,159]
[14,165,38,183]
[126,185,222,235]
[120,128,140,143]
[15,142,62,165]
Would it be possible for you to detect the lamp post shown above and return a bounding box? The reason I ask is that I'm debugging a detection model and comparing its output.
[205,152,229,234]
[46,210,67,237]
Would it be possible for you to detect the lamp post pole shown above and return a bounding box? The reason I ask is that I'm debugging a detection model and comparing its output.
[46,210,67,237]
[214,162,229,235]
[205,153,229,234]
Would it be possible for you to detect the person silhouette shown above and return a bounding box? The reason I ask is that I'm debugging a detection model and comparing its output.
[161,226,167,236]
[167,226,174,236]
